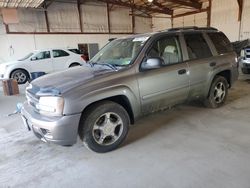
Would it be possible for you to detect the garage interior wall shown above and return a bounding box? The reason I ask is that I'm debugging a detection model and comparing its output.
[240,0,250,40]
[152,0,250,42]
[0,2,153,62]
[152,14,171,32]
[211,0,240,41]
[1,0,250,62]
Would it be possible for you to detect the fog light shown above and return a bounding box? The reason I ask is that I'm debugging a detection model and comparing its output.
[41,128,53,139]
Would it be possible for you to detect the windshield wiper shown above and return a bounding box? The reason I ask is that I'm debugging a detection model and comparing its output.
[90,62,117,70]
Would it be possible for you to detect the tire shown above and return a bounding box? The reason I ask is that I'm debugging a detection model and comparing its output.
[10,69,29,84]
[69,63,80,68]
[204,76,228,108]
[79,101,130,153]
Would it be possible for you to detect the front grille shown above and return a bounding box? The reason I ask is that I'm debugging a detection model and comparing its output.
[243,63,250,68]
[26,90,39,111]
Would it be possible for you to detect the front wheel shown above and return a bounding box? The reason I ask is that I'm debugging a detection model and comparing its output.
[10,69,29,84]
[79,101,130,153]
[204,76,228,108]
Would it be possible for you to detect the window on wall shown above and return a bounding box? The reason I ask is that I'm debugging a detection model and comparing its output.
[208,32,233,54]
[53,50,69,58]
[184,33,212,60]
[148,36,182,65]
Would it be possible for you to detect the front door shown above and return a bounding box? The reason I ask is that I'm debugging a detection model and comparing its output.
[29,50,53,73]
[137,35,190,114]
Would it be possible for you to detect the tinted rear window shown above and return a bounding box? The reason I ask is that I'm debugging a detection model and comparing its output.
[184,33,212,60]
[208,32,233,54]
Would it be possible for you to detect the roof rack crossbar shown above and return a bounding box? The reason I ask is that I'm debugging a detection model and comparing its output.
[168,26,218,32]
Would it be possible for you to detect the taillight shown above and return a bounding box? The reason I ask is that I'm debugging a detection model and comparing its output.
[81,55,85,61]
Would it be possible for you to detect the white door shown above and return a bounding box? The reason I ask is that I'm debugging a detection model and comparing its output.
[29,51,53,73]
[52,50,71,72]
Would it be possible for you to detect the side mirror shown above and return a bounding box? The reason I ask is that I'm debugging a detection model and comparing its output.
[141,57,162,70]
[31,57,37,61]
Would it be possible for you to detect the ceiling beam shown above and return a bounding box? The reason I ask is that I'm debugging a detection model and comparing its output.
[237,0,243,21]
[97,0,173,15]
[153,0,173,14]
[167,0,202,9]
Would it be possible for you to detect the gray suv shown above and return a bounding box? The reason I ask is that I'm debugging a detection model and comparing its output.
[21,27,238,153]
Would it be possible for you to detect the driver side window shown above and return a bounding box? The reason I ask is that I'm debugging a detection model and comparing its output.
[148,36,182,66]
[31,51,51,61]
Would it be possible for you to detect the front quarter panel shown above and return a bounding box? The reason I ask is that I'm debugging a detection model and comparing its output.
[62,69,141,120]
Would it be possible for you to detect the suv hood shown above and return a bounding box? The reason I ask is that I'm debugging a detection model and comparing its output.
[31,65,115,95]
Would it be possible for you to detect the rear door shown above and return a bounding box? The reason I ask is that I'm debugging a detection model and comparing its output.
[182,32,215,99]
[52,49,71,72]
[137,34,190,114]
[29,51,53,73]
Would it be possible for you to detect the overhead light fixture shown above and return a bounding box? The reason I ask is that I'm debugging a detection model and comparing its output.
[148,0,153,2]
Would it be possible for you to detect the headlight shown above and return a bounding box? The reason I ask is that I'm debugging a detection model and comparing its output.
[36,96,64,116]
[0,64,7,74]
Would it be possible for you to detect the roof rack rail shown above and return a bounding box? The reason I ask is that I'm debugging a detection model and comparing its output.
[168,26,218,32]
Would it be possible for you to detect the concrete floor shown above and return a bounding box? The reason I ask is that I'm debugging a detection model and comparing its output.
[0,74,250,188]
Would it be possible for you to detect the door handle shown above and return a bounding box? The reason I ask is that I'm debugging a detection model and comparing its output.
[178,69,187,75]
[210,62,217,67]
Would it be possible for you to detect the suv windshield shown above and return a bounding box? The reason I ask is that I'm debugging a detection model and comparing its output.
[18,53,34,61]
[91,36,150,66]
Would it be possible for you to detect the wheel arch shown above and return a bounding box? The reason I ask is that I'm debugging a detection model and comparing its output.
[81,95,135,125]
[206,69,231,98]
[69,62,81,68]
[216,70,231,88]
[9,68,30,79]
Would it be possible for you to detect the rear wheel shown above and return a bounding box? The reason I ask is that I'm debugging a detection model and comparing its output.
[79,101,130,153]
[204,76,228,108]
[10,69,29,84]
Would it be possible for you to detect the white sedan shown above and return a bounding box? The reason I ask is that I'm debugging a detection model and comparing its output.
[0,48,86,84]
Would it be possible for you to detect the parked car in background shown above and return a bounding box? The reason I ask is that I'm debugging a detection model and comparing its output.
[67,48,82,54]
[0,48,86,84]
[239,47,250,74]
[21,27,238,153]
[68,48,89,62]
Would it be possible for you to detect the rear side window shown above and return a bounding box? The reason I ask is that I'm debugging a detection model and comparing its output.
[208,32,233,54]
[53,50,70,58]
[184,33,212,60]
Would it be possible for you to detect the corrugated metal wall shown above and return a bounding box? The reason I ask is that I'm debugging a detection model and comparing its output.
[241,0,250,40]
[152,15,171,32]
[153,0,250,42]
[211,0,240,41]
[173,12,207,28]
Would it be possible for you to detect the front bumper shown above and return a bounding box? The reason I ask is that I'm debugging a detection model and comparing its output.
[242,62,250,68]
[21,101,82,146]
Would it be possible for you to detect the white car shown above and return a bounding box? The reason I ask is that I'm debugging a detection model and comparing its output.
[240,47,250,74]
[0,48,86,84]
